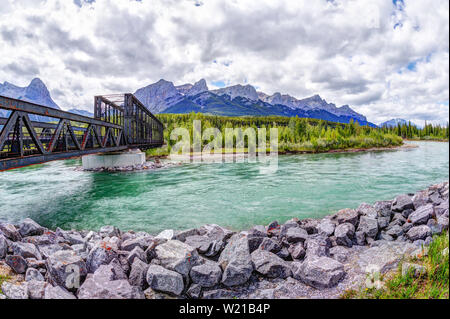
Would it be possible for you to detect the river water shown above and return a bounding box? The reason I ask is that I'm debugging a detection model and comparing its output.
[0,141,448,234]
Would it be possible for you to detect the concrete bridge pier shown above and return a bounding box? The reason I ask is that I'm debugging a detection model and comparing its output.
[82,149,146,169]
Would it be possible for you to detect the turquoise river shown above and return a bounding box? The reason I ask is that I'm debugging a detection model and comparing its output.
[0,141,448,234]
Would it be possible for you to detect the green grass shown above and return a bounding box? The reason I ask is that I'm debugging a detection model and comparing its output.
[0,274,11,294]
[341,231,449,299]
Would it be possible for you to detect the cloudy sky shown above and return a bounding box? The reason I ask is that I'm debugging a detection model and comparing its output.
[0,0,448,125]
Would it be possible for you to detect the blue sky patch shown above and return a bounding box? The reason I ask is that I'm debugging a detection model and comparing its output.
[212,81,226,88]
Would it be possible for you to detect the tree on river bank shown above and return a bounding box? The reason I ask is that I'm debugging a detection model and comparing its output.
[148,113,404,155]
[381,121,449,141]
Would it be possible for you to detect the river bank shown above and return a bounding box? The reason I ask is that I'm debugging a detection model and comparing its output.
[1,181,448,299]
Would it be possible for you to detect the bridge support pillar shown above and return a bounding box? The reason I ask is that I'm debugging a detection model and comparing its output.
[82,149,145,170]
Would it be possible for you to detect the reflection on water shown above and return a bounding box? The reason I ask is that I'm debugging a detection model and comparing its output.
[0,141,448,234]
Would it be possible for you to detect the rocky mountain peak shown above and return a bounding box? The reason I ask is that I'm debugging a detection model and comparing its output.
[214,84,258,101]
[186,79,208,96]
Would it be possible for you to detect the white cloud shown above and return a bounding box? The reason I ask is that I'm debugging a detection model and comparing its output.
[0,0,448,124]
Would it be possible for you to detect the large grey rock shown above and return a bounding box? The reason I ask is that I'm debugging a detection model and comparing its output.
[6,255,28,274]
[251,249,292,279]
[86,244,118,273]
[198,224,234,242]
[218,233,253,287]
[377,216,390,229]
[304,235,330,258]
[0,234,7,258]
[427,219,443,235]
[408,204,434,225]
[258,237,282,254]
[18,218,45,237]
[99,225,120,238]
[1,282,28,299]
[129,258,150,289]
[285,227,308,244]
[146,264,184,296]
[374,200,393,217]
[385,224,403,238]
[357,241,418,274]
[437,216,449,231]
[329,246,350,263]
[184,235,224,257]
[355,231,366,246]
[121,236,154,252]
[316,219,335,236]
[391,194,414,212]
[0,223,21,241]
[299,218,320,234]
[11,242,42,260]
[56,229,85,245]
[155,240,200,278]
[293,256,345,289]
[435,201,449,217]
[357,216,379,238]
[46,250,87,290]
[288,242,306,260]
[78,263,140,299]
[280,220,300,237]
[406,225,432,241]
[332,208,358,226]
[27,280,48,299]
[25,267,44,282]
[412,191,429,210]
[334,223,355,247]
[44,285,76,299]
[38,244,67,259]
[173,228,200,242]
[186,283,202,299]
[190,263,222,287]
[357,203,378,219]
[127,246,147,265]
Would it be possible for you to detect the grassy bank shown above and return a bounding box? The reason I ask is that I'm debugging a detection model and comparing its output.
[148,113,404,157]
[342,231,449,299]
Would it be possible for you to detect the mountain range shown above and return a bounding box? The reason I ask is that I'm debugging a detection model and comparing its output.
[1,77,377,127]
[134,79,376,126]
[379,118,417,128]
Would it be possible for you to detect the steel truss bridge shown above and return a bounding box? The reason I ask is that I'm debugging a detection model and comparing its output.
[0,94,163,171]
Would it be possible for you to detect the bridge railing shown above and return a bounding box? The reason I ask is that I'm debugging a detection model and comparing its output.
[0,95,128,170]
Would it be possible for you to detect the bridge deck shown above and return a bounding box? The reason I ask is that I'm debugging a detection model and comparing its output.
[0,94,163,171]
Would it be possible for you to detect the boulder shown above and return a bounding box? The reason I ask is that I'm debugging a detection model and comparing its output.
[0,234,7,258]
[402,222,413,233]
[357,241,419,274]
[11,242,42,260]
[129,258,150,289]
[99,225,120,238]
[86,244,118,273]
[412,190,429,210]
[355,231,366,246]
[18,218,45,237]
[299,218,320,234]
[377,216,390,229]
[186,283,202,299]
[401,262,427,278]
[293,256,345,289]
[218,233,253,287]
[46,250,87,290]
[25,267,44,282]
[391,194,414,212]
[374,200,392,218]
[288,242,306,260]
[146,264,184,296]
[437,216,449,231]
[334,223,355,247]
[435,201,449,217]
[155,229,175,241]
[357,203,378,219]
[357,216,378,238]
[385,224,404,238]
[155,240,200,278]
[251,249,292,279]
[121,236,154,252]
[402,209,414,219]
[27,280,48,299]
[280,220,300,237]
[190,263,222,287]
[1,282,28,299]
[427,219,443,235]
[285,227,308,244]
[258,237,282,254]
[127,246,147,265]
[6,255,28,274]
[408,204,434,225]
[44,285,76,299]
[316,219,336,236]
[391,213,407,226]
[304,235,331,258]
[78,263,140,299]
[184,235,224,257]
[332,208,358,226]
[0,223,21,241]
[329,246,350,263]
[406,225,432,241]
[173,228,200,242]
